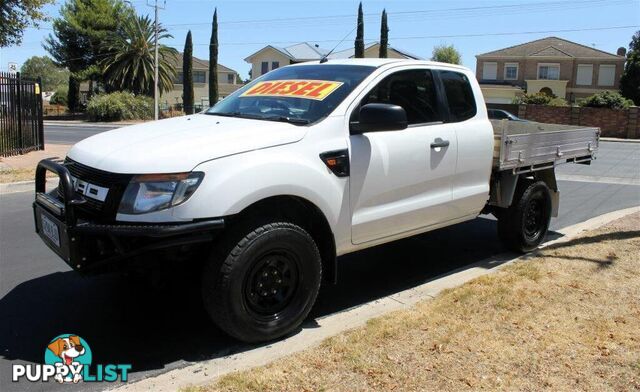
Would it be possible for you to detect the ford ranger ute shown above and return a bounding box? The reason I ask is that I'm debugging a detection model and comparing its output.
[33,59,599,342]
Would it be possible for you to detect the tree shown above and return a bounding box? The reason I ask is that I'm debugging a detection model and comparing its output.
[209,8,219,105]
[20,55,70,91]
[378,9,388,58]
[1,0,54,47]
[431,44,462,65]
[354,2,364,58]
[620,31,640,105]
[100,14,177,96]
[183,31,195,114]
[67,75,80,112]
[44,0,131,110]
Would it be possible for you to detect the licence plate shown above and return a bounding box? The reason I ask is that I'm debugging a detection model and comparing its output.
[41,214,61,247]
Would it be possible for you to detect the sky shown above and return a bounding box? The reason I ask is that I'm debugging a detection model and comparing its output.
[1,0,639,79]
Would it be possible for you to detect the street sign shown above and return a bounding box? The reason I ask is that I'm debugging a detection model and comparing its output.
[8,62,18,74]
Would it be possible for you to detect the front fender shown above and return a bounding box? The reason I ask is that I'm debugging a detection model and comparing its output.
[173,147,349,233]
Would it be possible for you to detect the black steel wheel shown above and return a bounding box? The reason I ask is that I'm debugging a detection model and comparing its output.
[497,180,552,253]
[244,250,300,318]
[202,222,321,343]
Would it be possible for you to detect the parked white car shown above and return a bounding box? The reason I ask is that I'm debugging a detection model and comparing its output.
[34,59,599,342]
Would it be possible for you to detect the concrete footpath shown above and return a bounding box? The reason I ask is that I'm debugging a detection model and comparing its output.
[114,206,640,392]
[0,144,71,171]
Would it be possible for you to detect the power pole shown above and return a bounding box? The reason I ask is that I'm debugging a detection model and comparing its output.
[147,0,165,120]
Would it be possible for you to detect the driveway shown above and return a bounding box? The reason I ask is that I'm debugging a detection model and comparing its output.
[0,141,638,392]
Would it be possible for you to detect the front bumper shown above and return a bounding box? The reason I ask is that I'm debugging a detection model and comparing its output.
[33,159,224,274]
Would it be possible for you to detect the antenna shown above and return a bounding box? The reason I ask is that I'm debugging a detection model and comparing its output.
[320,25,358,64]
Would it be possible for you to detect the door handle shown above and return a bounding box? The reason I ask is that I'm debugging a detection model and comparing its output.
[430,139,450,149]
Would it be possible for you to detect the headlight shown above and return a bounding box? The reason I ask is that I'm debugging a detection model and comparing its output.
[118,172,204,215]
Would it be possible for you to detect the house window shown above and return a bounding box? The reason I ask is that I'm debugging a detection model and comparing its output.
[538,64,560,80]
[174,71,183,84]
[271,61,280,70]
[597,64,616,86]
[482,62,497,80]
[193,71,206,83]
[261,61,269,75]
[227,73,234,84]
[576,64,593,86]
[504,63,518,80]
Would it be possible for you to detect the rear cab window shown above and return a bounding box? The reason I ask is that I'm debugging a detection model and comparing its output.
[438,70,477,122]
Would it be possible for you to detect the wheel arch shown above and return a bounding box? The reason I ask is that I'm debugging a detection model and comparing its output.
[489,169,559,217]
[227,195,338,285]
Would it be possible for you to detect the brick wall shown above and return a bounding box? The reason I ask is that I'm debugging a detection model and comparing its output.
[487,103,640,139]
[523,105,572,125]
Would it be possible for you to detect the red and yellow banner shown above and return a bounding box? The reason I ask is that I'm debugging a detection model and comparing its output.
[240,79,343,101]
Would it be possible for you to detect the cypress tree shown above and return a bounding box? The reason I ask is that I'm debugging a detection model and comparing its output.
[67,75,79,113]
[183,30,194,114]
[354,2,364,58]
[379,9,388,58]
[209,8,219,105]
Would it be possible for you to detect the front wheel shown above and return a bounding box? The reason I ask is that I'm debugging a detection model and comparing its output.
[202,222,322,343]
[497,180,552,253]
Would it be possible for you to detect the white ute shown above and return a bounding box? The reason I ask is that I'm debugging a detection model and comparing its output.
[33,59,599,342]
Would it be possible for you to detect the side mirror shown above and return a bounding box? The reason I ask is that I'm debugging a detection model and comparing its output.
[351,103,408,134]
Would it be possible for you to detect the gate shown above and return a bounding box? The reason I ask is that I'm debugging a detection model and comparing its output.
[0,72,44,157]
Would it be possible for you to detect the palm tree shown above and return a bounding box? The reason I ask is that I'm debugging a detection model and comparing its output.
[100,14,177,96]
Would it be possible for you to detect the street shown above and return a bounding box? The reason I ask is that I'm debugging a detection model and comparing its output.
[0,141,638,392]
[44,123,118,145]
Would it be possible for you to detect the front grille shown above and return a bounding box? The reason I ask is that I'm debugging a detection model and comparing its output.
[58,158,133,221]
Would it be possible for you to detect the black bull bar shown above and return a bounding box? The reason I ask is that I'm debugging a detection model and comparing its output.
[33,159,224,274]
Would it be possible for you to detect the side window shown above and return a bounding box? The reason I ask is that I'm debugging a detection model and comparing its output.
[439,71,476,122]
[359,69,442,125]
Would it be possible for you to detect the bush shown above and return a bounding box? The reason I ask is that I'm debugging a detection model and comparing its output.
[580,91,634,110]
[514,93,568,107]
[86,92,153,122]
[49,87,68,106]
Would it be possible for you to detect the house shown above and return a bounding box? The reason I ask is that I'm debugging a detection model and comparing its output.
[476,37,626,103]
[162,52,243,109]
[244,42,421,80]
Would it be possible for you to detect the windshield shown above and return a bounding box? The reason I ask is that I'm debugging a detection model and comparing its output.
[206,64,375,124]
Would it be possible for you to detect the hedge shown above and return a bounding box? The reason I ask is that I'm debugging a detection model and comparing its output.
[87,92,153,122]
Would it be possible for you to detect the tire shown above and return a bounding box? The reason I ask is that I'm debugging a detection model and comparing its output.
[202,221,322,343]
[497,180,552,253]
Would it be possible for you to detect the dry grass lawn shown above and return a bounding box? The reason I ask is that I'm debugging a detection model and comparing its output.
[194,212,640,392]
[0,168,58,183]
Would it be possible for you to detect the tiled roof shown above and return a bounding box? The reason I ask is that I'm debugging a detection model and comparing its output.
[477,36,623,59]
[169,52,240,74]
[327,42,422,60]
[245,41,421,62]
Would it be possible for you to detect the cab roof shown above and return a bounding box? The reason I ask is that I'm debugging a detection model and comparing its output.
[289,58,470,72]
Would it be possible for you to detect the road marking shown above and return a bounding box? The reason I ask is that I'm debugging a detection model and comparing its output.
[557,174,640,186]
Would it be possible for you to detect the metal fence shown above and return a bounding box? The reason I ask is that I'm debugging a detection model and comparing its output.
[0,72,44,157]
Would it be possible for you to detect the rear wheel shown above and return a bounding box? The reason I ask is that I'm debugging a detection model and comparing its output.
[497,180,552,253]
[202,221,321,343]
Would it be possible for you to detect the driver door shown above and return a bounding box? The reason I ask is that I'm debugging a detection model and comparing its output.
[349,68,458,244]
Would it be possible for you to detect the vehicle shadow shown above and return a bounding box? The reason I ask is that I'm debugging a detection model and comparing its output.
[0,216,558,385]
